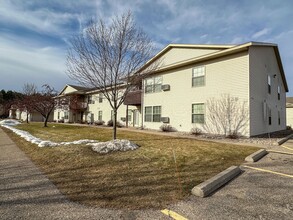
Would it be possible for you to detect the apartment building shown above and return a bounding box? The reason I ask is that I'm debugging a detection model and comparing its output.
[55,41,288,136]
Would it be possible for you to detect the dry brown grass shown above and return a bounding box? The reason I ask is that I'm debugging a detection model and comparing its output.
[4,122,258,209]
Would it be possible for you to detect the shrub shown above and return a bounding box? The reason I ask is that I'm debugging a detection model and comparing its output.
[160,124,173,132]
[286,126,292,130]
[226,131,240,139]
[107,120,123,128]
[190,127,202,136]
[94,120,105,126]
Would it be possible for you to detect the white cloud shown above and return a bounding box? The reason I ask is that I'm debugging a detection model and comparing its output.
[252,28,271,39]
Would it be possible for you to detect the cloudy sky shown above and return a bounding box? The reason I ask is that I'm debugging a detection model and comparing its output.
[0,0,292,95]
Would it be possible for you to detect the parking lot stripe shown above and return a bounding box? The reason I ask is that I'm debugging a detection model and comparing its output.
[267,150,293,155]
[161,209,188,220]
[243,165,293,179]
[282,145,293,151]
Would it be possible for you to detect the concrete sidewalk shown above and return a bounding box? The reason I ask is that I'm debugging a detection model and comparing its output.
[1,127,293,220]
[0,128,127,220]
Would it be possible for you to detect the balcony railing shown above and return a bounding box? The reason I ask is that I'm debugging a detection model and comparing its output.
[124,90,142,106]
[70,102,88,110]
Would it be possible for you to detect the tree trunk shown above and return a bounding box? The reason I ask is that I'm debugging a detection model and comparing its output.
[113,109,117,140]
[43,115,49,127]
[26,112,29,123]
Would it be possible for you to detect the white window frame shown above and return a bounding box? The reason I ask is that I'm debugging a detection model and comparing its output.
[144,106,161,122]
[145,76,162,93]
[192,66,205,87]
[192,103,205,124]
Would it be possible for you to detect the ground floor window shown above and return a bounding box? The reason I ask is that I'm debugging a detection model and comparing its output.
[144,106,161,122]
[64,111,69,120]
[98,111,102,121]
[268,108,272,125]
[278,111,280,125]
[57,112,60,119]
[192,103,205,124]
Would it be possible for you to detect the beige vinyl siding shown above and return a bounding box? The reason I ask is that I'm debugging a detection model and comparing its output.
[143,51,249,135]
[159,48,222,67]
[86,93,141,126]
[249,46,286,136]
[287,108,293,127]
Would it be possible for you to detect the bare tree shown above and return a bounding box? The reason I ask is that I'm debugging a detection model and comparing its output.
[30,85,57,127]
[21,83,38,123]
[67,11,158,139]
[203,94,249,137]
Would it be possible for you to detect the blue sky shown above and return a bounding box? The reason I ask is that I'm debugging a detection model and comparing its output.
[0,0,292,95]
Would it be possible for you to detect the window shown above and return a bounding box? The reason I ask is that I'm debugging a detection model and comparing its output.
[88,95,95,104]
[64,112,69,120]
[268,108,272,125]
[127,110,132,122]
[145,107,152,122]
[278,86,280,100]
[99,94,103,103]
[268,75,271,94]
[145,76,162,93]
[192,103,205,124]
[98,111,102,121]
[278,111,280,125]
[144,106,161,122]
[57,112,60,119]
[192,66,205,87]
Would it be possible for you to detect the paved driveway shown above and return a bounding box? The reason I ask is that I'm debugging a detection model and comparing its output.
[1,127,293,219]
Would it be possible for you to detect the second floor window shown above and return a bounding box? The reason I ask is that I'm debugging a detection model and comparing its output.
[99,94,103,103]
[278,86,280,100]
[88,95,95,104]
[268,75,271,94]
[192,66,205,87]
[145,76,162,93]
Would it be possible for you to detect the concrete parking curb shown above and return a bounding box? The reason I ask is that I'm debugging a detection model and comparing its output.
[245,149,268,162]
[191,166,241,197]
[278,133,293,145]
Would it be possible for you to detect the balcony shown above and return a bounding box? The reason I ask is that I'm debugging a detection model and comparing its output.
[124,90,142,106]
[70,101,88,110]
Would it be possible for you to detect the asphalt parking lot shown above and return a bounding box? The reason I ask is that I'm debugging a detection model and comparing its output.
[1,127,293,220]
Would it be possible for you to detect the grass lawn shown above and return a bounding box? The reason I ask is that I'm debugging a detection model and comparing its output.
[3,122,258,209]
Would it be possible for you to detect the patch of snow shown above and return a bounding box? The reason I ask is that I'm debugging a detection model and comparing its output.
[1,124,99,147]
[89,139,139,154]
[0,119,21,126]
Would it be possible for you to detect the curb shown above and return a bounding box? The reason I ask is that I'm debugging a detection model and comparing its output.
[191,166,241,197]
[278,133,293,145]
[245,149,268,162]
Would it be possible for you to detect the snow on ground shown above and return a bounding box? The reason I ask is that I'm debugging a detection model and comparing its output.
[1,124,99,147]
[1,122,139,153]
[0,119,21,126]
[90,139,139,154]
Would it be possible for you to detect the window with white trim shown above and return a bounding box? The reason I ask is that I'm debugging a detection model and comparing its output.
[192,103,205,124]
[64,111,69,120]
[268,75,271,94]
[145,76,162,93]
[98,111,102,121]
[99,94,103,103]
[192,66,205,87]
[268,108,272,125]
[144,106,161,122]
